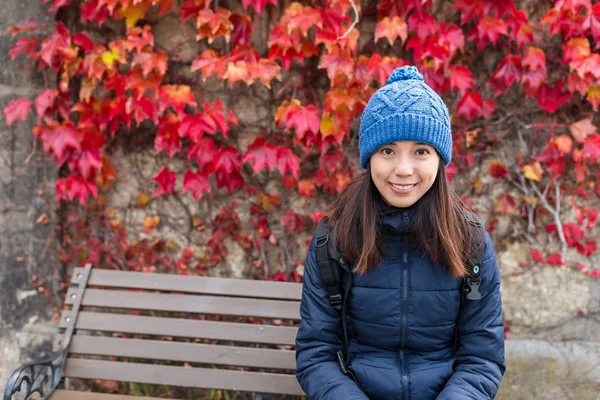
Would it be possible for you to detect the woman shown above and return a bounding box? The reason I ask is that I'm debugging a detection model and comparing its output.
[295,66,505,399]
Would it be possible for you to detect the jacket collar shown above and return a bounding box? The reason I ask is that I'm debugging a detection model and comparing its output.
[376,192,416,234]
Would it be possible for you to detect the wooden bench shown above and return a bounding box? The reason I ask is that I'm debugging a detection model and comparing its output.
[4,264,306,400]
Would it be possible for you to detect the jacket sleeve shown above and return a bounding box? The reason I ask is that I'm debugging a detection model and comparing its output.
[437,231,506,400]
[295,235,368,400]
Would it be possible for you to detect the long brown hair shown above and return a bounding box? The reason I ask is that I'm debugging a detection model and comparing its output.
[323,161,472,278]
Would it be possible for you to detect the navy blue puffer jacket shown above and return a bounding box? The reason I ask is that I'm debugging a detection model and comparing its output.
[295,205,505,399]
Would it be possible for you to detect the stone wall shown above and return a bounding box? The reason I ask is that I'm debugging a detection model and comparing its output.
[0,1,59,388]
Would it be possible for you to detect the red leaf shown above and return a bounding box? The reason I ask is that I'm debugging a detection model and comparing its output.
[183,170,211,200]
[407,12,438,40]
[39,22,73,71]
[546,253,563,266]
[536,79,570,113]
[73,33,94,52]
[320,150,344,172]
[453,0,483,25]
[449,65,473,96]
[298,179,316,198]
[583,4,600,43]
[42,0,70,13]
[470,17,508,50]
[563,222,584,247]
[456,91,483,120]
[576,240,597,257]
[152,166,177,198]
[375,16,408,45]
[155,114,182,158]
[200,100,239,139]
[35,89,57,118]
[55,175,98,205]
[6,18,42,37]
[275,147,301,178]
[241,0,277,14]
[37,122,81,165]
[159,84,197,117]
[215,168,244,194]
[582,134,600,161]
[70,125,103,179]
[3,98,31,125]
[494,194,517,215]
[9,37,39,60]
[489,55,522,96]
[274,99,320,140]
[545,223,557,233]
[488,160,508,179]
[522,47,547,96]
[530,250,544,263]
[242,137,278,175]
[215,146,242,174]
[187,137,217,168]
[282,209,304,234]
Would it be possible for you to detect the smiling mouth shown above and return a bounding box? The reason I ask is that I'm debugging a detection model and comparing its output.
[389,182,417,190]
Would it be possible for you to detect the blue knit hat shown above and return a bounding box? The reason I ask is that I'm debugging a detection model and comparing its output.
[358,66,452,168]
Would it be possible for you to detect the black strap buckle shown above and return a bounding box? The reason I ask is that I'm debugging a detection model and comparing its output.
[465,277,482,300]
[329,294,343,311]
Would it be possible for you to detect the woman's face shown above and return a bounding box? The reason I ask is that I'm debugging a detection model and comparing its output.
[370,141,440,208]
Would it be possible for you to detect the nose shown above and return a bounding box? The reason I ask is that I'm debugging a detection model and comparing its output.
[394,158,414,176]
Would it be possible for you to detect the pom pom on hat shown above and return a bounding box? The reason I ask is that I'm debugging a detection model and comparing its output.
[386,66,424,85]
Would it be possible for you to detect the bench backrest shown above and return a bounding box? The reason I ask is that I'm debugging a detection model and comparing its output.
[57,265,305,396]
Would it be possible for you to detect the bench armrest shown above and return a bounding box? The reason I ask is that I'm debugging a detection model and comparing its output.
[3,347,67,400]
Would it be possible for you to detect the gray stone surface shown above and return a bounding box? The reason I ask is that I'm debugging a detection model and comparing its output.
[0,0,59,390]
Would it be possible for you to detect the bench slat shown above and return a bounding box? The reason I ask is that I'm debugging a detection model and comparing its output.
[63,358,304,395]
[50,390,171,400]
[72,268,302,300]
[59,311,298,345]
[58,335,296,369]
[65,289,301,320]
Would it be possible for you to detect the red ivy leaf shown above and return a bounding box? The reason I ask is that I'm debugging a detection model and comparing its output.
[488,160,508,179]
[582,134,600,161]
[55,175,98,205]
[448,65,473,96]
[155,114,182,158]
[215,168,244,194]
[242,137,278,175]
[456,91,483,120]
[188,137,218,169]
[3,98,31,125]
[73,33,94,52]
[275,99,320,140]
[9,37,39,60]
[35,89,57,119]
[576,240,597,257]
[536,79,570,113]
[242,0,277,14]
[183,170,211,200]
[546,253,563,266]
[530,250,544,263]
[152,166,177,198]
[215,146,242,174]
[6,18,42,37]
[275,147,301,178]
[282,209,304,234]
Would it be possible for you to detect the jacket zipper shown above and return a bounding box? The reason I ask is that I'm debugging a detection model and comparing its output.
[400,227,411,400]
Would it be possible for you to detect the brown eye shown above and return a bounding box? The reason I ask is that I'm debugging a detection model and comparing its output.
[382,148,394,155]
[416,148,430,156]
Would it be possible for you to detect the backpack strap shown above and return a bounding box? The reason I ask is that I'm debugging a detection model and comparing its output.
[315,219,345,311]
[315,219,355,379]
[453,213,486,353]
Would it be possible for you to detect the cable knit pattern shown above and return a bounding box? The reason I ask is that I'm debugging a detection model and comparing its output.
[359,66,452,168]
